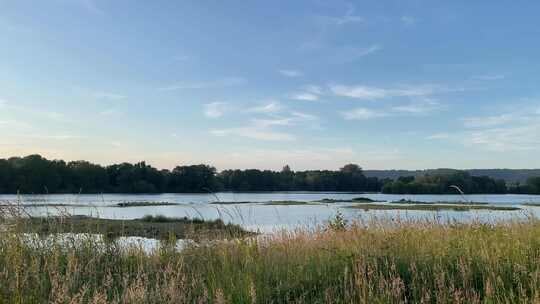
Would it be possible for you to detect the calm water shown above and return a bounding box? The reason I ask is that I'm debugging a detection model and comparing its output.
[2,192,540,233]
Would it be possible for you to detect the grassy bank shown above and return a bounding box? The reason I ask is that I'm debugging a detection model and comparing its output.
[8,215,252,241]
[349,203,520,212]
[2,216,540,303]
[114,201,180,207]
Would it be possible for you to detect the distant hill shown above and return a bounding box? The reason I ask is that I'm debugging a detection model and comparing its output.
[364,169,540,184]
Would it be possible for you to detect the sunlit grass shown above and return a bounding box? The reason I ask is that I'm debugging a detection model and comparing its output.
[2,209,540,303]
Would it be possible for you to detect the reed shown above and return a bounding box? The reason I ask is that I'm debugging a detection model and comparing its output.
[1,206,540,303]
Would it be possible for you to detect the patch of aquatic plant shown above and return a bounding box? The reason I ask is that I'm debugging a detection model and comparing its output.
[523,203,540,207]
[315,197,382,204]
[209,201,254,205]
[314,198,351,203]
[263,201,316,206]
[351,197,382,202]
[114,201,179,207]
[0,203,87,208]
[3,218,540,302]
[392,199,489,205]
[10,215,252,240]
[349,203,520,211]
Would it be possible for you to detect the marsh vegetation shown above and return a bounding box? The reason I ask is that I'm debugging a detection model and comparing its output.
[2,211,540,303]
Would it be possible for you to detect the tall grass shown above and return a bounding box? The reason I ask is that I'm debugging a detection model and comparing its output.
[2,214,540,303]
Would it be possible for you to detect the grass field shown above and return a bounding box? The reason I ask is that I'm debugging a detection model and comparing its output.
[348,203,521,212]
[2,211,540,303]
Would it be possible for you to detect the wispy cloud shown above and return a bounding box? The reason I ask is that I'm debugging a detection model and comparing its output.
[209,110,319,141]
[426,133,450,140]
[342,100,444,121]
[210,126,295,141]
[290,92,320,101]
[65,0,104,15]
[159,77,246,91]
[246,101,282,114]
[331,85,387,100]
[463,113,518,128]
[472,74,505,81]
[279,69,303,77]
[317,4,364,26]
[330,44,381,63]
[0,98,68,123]
[0,119,33,130]
[391,99,442,115]
[290,85,323,101]
[341,108,388,120]
[460,104,540,151]
[15,134,84,141]
[401,15,416,26]
[204,102,229,118]
[330,84,447,100]
[465,124,540,151]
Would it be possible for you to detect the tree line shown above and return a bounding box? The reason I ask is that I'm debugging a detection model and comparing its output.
[0,155,539,195]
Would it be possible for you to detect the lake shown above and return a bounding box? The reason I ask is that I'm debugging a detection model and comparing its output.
[2,192,540,233]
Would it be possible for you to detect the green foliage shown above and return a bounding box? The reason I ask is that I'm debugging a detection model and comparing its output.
[1,155,539,195]
[327,211,348,231]
[0,155,384,194]
[382,171,509,194]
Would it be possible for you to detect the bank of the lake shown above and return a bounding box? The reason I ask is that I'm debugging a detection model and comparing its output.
[2,216,540,303]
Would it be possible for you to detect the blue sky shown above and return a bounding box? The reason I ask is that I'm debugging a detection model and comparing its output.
[1,0,540,170]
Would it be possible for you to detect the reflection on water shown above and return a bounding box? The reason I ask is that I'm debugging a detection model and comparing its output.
[1,192,540,233]
[19,233,191,253]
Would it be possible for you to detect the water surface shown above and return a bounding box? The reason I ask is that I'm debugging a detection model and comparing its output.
[2,192,539,233]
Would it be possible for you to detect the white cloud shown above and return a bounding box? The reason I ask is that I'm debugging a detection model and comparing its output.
[426,133,450,140]
[319,4,364,26]
[331,44,382,63]
[209,109,318,141]
[304,85,323,95]
[460,105,540,151]
[290,85,323,101]
[159,77,246,91]
[279,69,303,77]
[210,127,294,141]
[463,114,518,128]
[330,84,444,100]
[204,102,228,118]
[246,101,282,114]
[0,119,32,129]
[67,0,104,15]
[341,100,444,121]
[251,118,293,127]
[464,124,540,151]
[341,108,388,120]
[290,111,318,121]
[290,92,320,101]
[472,74,505,81]
[391,100,442,114]
[401,16,416,26]
[331,85,388,100]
